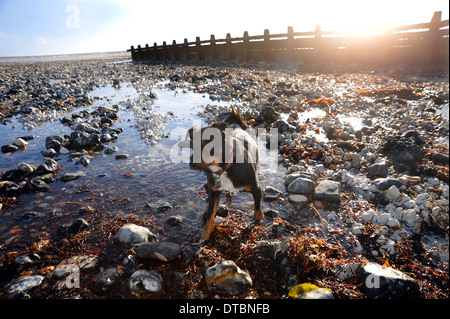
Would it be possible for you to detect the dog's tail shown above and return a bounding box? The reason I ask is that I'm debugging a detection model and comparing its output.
[225,106,248,130]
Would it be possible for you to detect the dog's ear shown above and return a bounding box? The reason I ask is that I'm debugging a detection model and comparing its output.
[225,106,248,129]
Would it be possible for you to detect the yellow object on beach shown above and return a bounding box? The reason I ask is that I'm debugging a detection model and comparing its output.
[288,283,332,298]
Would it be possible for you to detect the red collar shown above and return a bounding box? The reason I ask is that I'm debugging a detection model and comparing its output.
[217,151,235,176]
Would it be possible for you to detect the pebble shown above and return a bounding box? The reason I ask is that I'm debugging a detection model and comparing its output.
[313,180,341,203]
[286,177,316,194]
[113,223,157,248]
[136,242,181,262]
[129,270,163,297]
[385,185,401,202]
[204,260,253,296]
[361,262,420,299]
[8,275,45,295]
[297,288,334,299]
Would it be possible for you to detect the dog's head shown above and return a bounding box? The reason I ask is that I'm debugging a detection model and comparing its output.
[185,122,229,171]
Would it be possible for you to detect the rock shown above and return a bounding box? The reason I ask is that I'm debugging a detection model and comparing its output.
[41,148,57,157]
[361,262,420,299]
[263,186,283,201]
[165,215,182,226]
[297,288,334,299]
[0,181,20,197]
[288,194,308,207]
[60,171,85,182]
[104,145,118,154]
[259,107,279,123]
[113,223,157,248]
[17,163,36,173]
[374,178,403,191]
[8,275,44,295]
[313,180,341,203]
[368,162,388,177]
[136,242,181,262]
[13,254,41,272]
[204,260,252,296]
[385,185,401,202]
[92,267,122,295]
[380,134,426,169]
[287,177,316,194]
[45,135,64,150]
[76,155,91,167]
[428,152,449,166]
[1,144,19,153]
[58,218,89,236]
[59,147,70,154]
[129,270,163,297]
[12,138,27,148]
[71,131,101,149]
[35,159,59,175]
[115,154,129,160]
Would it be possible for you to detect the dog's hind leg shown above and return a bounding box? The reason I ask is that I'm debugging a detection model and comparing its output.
[251,187,264,221]
[201,190,221,241]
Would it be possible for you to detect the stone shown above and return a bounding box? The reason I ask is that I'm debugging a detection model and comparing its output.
[45,135,64,150]
[368,162,388,177]
[361,262,420,299]
[205,260,253,296]
[374,178,403,191]
[60,171,85,182]
[113,223,157,248]
[1,144,19,153]
[385,185,401,202]
[136,242,181,262]
[92,267,122,295]
[115,154,129,160]
[8,275,44,294]
[297,288,334,299]
[312,180,341,203]
[288,194,308,207]
[129,270,163,297]
[263,186,283,201]
[12,138,28,148]
[17,163,36,173]
[287,177,316,194]
[35,159,59,175]
[104,145,118,154]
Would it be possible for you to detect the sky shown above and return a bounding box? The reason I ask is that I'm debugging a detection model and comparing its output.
[0,0,448,57]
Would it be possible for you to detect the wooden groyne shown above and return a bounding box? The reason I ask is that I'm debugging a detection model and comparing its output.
[129,11,449,66]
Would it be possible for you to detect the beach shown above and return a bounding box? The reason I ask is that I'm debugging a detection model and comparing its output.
[0,55,448,299]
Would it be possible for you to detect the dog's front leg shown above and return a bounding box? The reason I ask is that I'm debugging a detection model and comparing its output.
[251,187,264,221]
[201,189,221,241]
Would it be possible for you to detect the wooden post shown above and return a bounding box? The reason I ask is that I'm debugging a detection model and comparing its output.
[137,45,142,61]
[226,33,232,60]
[183,38,189,61]
[130,46,136,61]
[426,11,442,65]
[162,41,168,62]
[314,24,323,63]
[287,26,295,63]
[143,44,150,61]
[263,29,270,62]
[153,43,159,61]
[171,40,178,60]
[196,37,202,61]
[243,31,249,61]
[210,34,216,60]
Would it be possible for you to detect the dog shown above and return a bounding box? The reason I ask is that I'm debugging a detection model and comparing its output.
[186,106,264,241]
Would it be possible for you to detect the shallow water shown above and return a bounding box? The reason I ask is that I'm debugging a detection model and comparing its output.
[0,82,289,252]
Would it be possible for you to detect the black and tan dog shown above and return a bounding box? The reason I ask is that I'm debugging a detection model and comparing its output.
[187,107,264,241]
